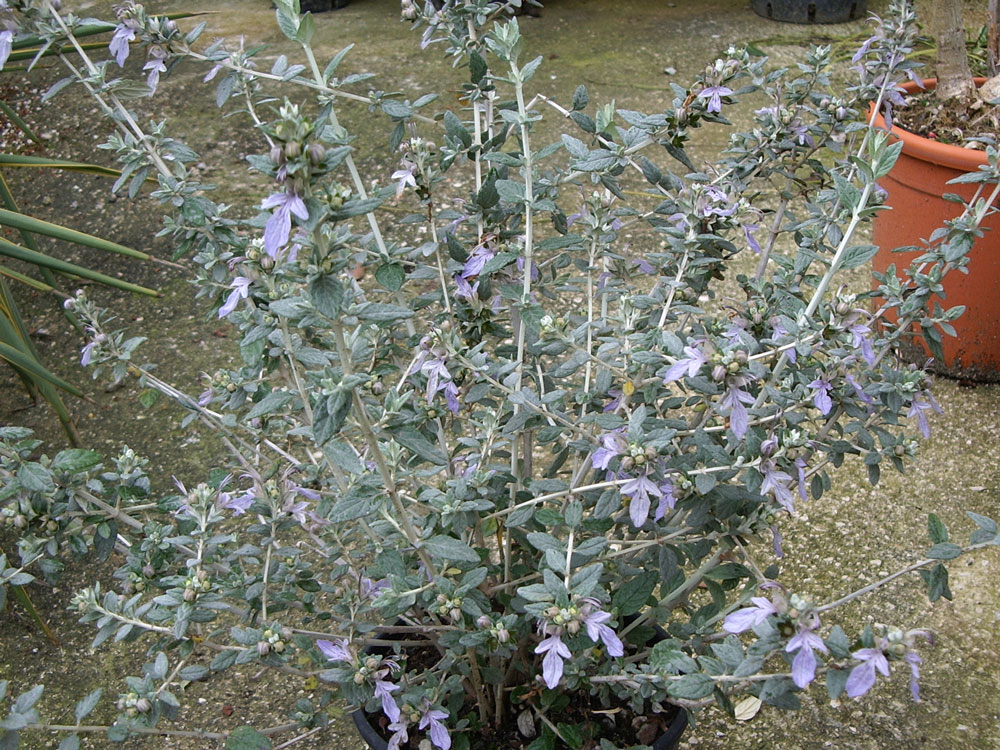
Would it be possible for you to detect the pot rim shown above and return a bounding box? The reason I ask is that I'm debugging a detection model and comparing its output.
[867,77,990,172]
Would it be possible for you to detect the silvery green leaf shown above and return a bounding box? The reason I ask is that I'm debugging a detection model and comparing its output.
[423,536,480,563]
[495,179,525,203]
[322,441,363,474]
[354,302,414,324]
[561,134,588,158]
[517,583,551,603]
[51,449,101,474]
[226,726,272,750]
[58,735,80,750]
[927,542,962,560]
[967,512,998,535]
[526,532,561,552]
[17,462,54,493]
[564,500,583,529]
[381,99,413,120]
[569,563,602,598]
[390,427,447,465]
[667,673,714,700]
[13,685,43,714]
[152,652,168,680]
[611,571,657,616]
[247,390,294,420]
[544,548,565,574]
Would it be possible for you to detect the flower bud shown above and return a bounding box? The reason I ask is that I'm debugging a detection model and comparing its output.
[620,456,635,472]
[135,698,151,713]
[284,141,302,160]
[712,364,727,382]
[142,564,155,578]
[449,608,463,622]
[566,619,580,635]
[353,671,366,685]
[63,298,76,311]
[273,640,285,653]
[477,615,492,629]
[183,587,197,602]
[365,657,379,670]
[496,627,509,643]
[307,143,327,165]
[270,145,285,165]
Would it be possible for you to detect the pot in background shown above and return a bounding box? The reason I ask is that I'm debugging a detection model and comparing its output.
[869,77,1000,382]
[751,0,866,24]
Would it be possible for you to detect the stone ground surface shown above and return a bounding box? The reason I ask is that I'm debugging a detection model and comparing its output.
[0,0,998,748]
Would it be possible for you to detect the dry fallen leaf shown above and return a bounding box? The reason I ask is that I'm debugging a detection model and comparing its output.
[734,695,762,721]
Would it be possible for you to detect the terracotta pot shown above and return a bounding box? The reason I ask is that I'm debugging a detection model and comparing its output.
[869,77,1000,382]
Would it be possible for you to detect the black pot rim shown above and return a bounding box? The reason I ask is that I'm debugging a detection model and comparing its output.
[351,700,688,750]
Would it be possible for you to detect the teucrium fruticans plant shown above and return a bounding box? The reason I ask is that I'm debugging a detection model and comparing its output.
[0,0,999,747]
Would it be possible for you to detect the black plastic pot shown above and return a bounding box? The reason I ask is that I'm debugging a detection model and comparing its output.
[351,621,688,750]
[750,0,866,24]
[352,702,687,750]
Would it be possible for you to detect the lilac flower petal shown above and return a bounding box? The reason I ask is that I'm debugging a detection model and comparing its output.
[845,660,876,698]
[791,641,817,688]
[109,24,135,67]
[0,31,13,71]
[374,679,400,723]
[316,638,352,662]
[723,597,777,633]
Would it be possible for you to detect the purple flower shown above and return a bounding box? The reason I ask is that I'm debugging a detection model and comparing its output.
[795,457,807,503]
[907,392,941,439]
[454,274,479,301]
[621,472,662,528]
[80,341,97,366]
[461,243,495,279]
[261,191,309,258]
[374,676,401,723]
[631,257,656,275]
[143,52,167,95]
[723,596,778,634]
[218,276,252,318]
[0,30,13,71]
[219,491,254,515]
[906,650,922,701]
[387,720,409,750]
[535,633,571,689]
[663,345,708,383]
[582,609,624,657]
[845,373,874,410]
[760,461,796,514]
[808,378,833,415]
[786,623,828,689]
[743,223,761,254]
[851,34,879,63]
[391,167,417,200]
[316,638,352,662]
[845,645,890,698]
[419,706,451,750]
[849,323,876,366]
[109,23,136,67]
[591,430,627,471]
[654,478,676,521]
[720,379,755,440]
[698,85,733,114]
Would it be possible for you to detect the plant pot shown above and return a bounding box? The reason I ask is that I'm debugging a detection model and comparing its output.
[750,0,866,24]
[350,623,688,750]
[352,700,688,750]
[868,77,1000,382]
